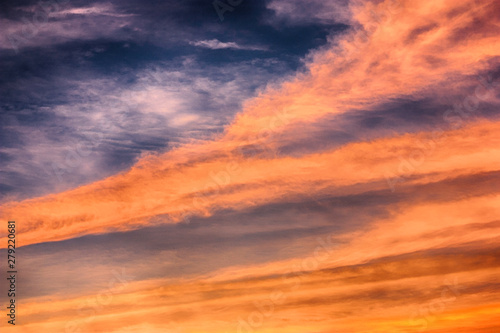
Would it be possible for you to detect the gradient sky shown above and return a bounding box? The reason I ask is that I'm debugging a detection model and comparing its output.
[1,0,500,332]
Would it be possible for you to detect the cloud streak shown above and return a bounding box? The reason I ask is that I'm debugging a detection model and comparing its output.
[189,39,265,51]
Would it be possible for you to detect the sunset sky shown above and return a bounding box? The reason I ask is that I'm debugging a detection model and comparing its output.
[1,0,500,332]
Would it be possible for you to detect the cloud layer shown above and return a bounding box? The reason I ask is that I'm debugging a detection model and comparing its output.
[1,0,500,332]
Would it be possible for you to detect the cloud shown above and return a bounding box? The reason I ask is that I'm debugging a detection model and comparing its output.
[0,3,137,52]
[0,0,336,202]
[0,56,294,202]
[53,4,135,17]
[1,0,500,332]
[1,0,500,246]
[189,39,265,51]
[267,0,352,25]
[1,118,500,246]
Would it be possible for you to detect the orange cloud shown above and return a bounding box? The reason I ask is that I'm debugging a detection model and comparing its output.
[0,119,499,247]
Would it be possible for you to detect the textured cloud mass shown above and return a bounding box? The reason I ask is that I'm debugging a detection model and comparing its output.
[1,0,500,332]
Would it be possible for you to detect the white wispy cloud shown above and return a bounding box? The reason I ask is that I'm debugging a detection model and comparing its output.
[0,4,136,51]
[0,58,284,201]
[53,4,135,18]
[189,39,266,51]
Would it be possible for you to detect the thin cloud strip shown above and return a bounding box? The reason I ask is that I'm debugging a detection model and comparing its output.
[189,39,266,51]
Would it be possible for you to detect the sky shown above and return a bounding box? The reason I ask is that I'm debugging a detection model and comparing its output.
[0,0,499,332]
